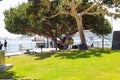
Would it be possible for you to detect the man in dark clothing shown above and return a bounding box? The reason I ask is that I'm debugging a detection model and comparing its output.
[4,39,7,52]
[0,41,3,50]
[61,35,68,50]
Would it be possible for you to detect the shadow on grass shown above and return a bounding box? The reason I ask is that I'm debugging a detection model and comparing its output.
[33,52,55,60]
[31,49,118,60]
[0,71,22,79]
[54,49,112,59]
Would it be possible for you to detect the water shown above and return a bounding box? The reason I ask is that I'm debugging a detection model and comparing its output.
[0,39,36,52]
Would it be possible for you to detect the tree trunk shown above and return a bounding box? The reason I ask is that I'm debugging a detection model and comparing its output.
[75,15,86,44]
[75,14,88,50]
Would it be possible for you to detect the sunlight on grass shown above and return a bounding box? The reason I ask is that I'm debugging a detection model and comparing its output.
[0,49,120,80]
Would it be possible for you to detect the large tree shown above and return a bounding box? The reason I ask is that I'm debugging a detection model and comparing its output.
[4,1,113,49]
[4,1,112,39]
[38,0,119,49]
[4,2,78,41]
[91,15,112,49]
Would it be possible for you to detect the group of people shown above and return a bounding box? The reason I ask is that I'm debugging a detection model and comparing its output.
[0,39,7,51]
[57,35,74,50]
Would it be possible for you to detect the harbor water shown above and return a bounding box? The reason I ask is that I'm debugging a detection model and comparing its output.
[0,39,36,52]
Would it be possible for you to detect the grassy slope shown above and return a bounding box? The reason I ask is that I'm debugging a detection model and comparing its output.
[0,49,120,80]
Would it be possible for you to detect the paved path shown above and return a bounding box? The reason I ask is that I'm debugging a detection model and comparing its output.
[5,48,57,56]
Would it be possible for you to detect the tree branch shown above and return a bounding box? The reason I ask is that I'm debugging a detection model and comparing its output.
[75,1,82,9]
[80,1,102,16]
[46,10,70,19]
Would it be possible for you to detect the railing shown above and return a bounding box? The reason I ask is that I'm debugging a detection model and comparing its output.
[5,43,36,53]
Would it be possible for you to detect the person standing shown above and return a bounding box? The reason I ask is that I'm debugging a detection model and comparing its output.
[4,39,7,52]
[67,35,73,50]
[0,41,3,50]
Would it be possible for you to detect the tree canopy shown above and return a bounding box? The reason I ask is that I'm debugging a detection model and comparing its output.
[4,0,117,49]
[4,3,31,35]
[45,0,118,49]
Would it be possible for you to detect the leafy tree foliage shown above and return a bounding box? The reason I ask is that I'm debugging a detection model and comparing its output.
[43,0,115,48]
[56,0,118,44]
[4,1,111,37]
[4,0,114,50]
[4,3,31,35]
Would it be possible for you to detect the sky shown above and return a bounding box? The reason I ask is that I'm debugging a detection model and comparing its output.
[0,0,28,38]
[0,0,120,38]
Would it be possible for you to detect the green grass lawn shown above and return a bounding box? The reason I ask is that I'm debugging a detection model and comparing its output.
[0,49,120,80]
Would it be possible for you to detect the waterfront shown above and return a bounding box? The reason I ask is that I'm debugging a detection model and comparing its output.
[0,31,113,53]
[0,36,112,53]
[0,38,36,52]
